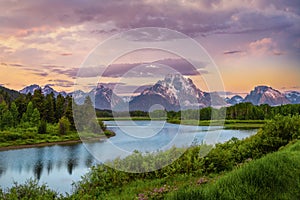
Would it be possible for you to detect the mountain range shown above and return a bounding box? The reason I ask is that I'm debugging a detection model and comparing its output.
[1,74,299,111]
[19,84,67,97]
[225,86,300,106]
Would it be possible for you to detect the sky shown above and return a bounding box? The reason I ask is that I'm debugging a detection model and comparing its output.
[0,0,299,97]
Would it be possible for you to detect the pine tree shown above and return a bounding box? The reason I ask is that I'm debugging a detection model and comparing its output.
[21,101,34,124]
[58,116,70,135]
[10,102,19,127]
[32,89,44,119]
[31,108,40,126]
[44,93,55,123]
[0,101,8,130]
[55,94,65,122]
[38,120,47,134]
[2,110,13,128]
[15,95,28,120]
[64,96,75,130]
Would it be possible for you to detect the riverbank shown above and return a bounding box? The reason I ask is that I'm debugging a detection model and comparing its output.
[98,117,166,121]
[167,119,266,129]
[0,139,82,151]
[99,117,265,129]
[0,129,115,151]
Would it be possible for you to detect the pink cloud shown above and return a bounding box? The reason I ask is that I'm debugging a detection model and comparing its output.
[249,37,284,56]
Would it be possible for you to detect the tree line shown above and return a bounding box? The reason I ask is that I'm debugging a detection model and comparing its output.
[95,102,300,121]
[170,103,300,120]
[0,89,74,134]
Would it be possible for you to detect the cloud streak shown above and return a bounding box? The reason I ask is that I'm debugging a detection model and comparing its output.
[223,50,243,55]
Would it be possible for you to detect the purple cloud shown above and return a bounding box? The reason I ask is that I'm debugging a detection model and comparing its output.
[48,79,74,88]
[1,0,298,39]
[102,58,207,78]
[223,50,243,55]
[47,58,207,78]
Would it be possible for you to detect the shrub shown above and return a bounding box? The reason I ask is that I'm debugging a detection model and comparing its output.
[58,116,70,135]
[0,179,59,200]
[38,120,47,134]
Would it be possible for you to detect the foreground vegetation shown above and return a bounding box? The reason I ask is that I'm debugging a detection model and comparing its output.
[0,114,299,199]
[169,140,300,200]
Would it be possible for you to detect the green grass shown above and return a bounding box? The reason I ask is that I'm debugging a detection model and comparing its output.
[0,124,81,148]
[167,140,300,200]
[0,120,117,148]
[98,117,166,121]
[168,119,265,129]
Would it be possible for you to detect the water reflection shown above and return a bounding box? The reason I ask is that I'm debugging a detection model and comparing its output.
[0,144,96,194]
[34,160,43,180]
[46,160,53,175]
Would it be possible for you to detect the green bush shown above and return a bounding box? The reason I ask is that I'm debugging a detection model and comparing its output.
[38,120,47,134]
[58,117,70,135]
[0,180,59,200]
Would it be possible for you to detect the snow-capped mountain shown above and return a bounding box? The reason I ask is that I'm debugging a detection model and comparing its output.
[19,84,41,95]
[20,84,67,97]
[88,84,124,110]
[285,91,300,104]
[69,90,87,104]
[225,95,244,105]
[43,85,67,97]
[129,74,226,111]
[244,86,290,106]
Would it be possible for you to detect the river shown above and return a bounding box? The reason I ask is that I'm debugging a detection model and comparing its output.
[0,121,257,194]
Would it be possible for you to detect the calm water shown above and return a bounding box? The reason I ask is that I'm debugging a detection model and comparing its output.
[0,121,257,194]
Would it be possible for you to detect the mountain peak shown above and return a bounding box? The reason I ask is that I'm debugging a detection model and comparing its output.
[285,91,300,104]
[253,85,277,94]
[244,85,290,106]
[129,73,225,111]
[226,95,244,105]
[20,84,67,97]
[19,84,41,95]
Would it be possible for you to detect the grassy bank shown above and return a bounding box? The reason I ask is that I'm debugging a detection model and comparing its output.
[99,117,265,129]
[73,139,300,200]
[0,125,79,149]
[168,140,300,199]
[98,117,166,121]
[0,123,115,149]
[168,119,265,129]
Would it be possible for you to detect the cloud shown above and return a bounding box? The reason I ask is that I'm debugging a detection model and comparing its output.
[102,58,207,78]
[223,50,243,55]
[46,58,207,79]
[249,37,284,56]
[48,79,74,88]
[34,72,49,77]
[98,82,152,94]
[60,52,72,56]
[0,63,24,67]
[282,86,300,91]
[1,0,299,38]
[216,91,248,96]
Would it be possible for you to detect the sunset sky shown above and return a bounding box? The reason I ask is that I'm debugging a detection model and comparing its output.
[0,0,299,97]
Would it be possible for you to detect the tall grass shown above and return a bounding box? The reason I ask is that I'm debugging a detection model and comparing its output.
[169,141,300,200]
